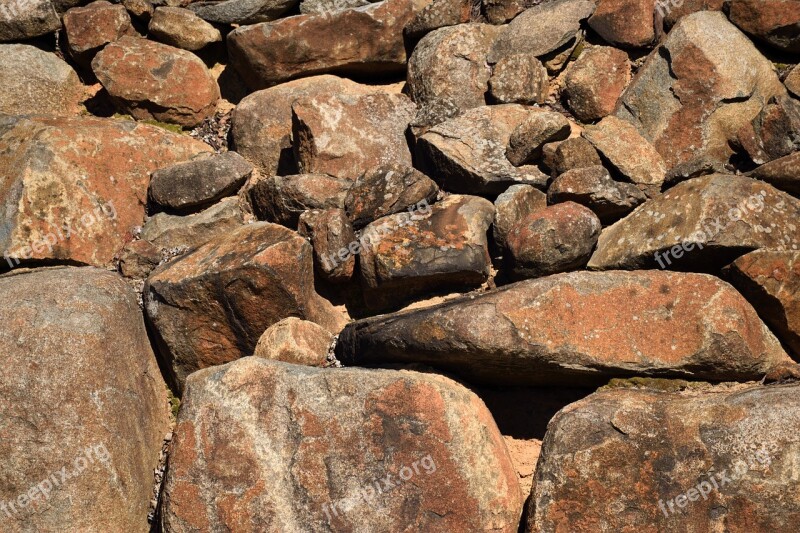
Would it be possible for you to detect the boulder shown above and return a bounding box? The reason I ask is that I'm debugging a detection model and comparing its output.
[118,239,162,278]
[148,152,253,213]
[0,267,170,532]
[404,0,473,40]
[416,105,550,195]
[227,0,416,89]
[564,45,630,122]
[588,174,800,271]
[141,198,247,253]
[548,165,647,224]
[506,112,571,167]
[407,24,501,118]
[724,250,800,359]
[483,0,526,23]
[63,0,135,66]
[148,7,222,51]
[92,36,220,127]
[588,0,656,48]
[0,115,210,269]
[247,173,352,227]
[615,11,787,171]
[527,382,800,532]
[487,0,595,64]
[748,151,800,197]
[301,0,379,14]
[727,0,800,53]
[298,208,357,283]
[493,184,547,251]
[0,44,86,117]
[124,0,155,20]
[506,201,601,278]
[0,0,61,42]
[660,0,725,30]
[188,0,298,24]
[253,317,333,365]
[736,94,800,166]
[336,270,791,386]
[359,194,494,310]
[344,164,439,229]
[488,53,549,105]
[144,222,345,393]
[292,93,416,180]
[161,357,523,531]
[548,136,603,174]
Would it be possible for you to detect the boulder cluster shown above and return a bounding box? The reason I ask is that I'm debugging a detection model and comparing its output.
[1,0,799,531]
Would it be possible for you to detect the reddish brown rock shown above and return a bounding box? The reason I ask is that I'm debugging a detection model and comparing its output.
[724,250,800,359]
[616,11,786,171]
[506,201,601,278]
[298,208,357,283]
[63,0,135,66]
[736,94,800,166]
[92,36,220,127]
[588,175,800,271]
[548,165,647,223]
[488,53,549,105]
[564,45,630,122]
[144,222,345,393]
[0,115,210,269]
[493,184,548,251]
[247,173,352,227]
[0,267,170,532]
[527,383,800,532]
[162,358,523,532]
[506,112,571,166]
[728,0,800,53]
[336,270,791,386]
[253,317,333,365]
[588,0,656,48]
[483,0,526,23]
[227,0,417,89]
[292,92,416,180]
[118,239,162,278]
[748,151,800,197]
[548,137,603,174]
[359,194,494,311]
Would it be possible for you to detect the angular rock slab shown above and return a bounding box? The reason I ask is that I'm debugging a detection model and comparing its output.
[162,357,523,532]
[336,270,791,386]
[140,198,247,253]
[145,222,345,393]
[615,11,786,170]
[247,173,352,227]
[588,175,800,271]
[63,0,136,66]
[728,0,800,53]
[0,267,170,532]
[749,151,800,197]
[527,383,800,532]
[0,115,211,268]
[227,0,417,89]
[189,0,298,25]
[725,250,800,359]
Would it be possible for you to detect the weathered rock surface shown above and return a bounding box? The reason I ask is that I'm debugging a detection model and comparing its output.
[149,152,253,213]
[119,239,163,278]
[248,173,352,227]
[416,105,550,195]
[588,0,656,48]
[92,36,220,127]
[298,208,357,283]
[144,222,344,392]
[506,112,571,166]
[148,6,222,50]
[63,0,135,66]
[728,0,800,53]
[786,65,800,97]
[0,0,61,42]
[0,115,210,268]
[407,24,501,117]
[300,0,379,15]
[488,53,549,105]
[0,267,170,532]
[188,0,298,24]
[0,44,86,116]
[253,317,333,365]
[292,92,416,180]
[725,250,800,359]
[483,0,526,23]
[588,174,800,271]
[564,45,630,122]
[548,136,603,174]
[548,165,647,223]
[344,164,439,229]
[615,11,787,170]
[337,270,791,386]
[527,382,800,532]
[749,151,800,196]
[493,184,547,251]
[583,116,667,187]
[404,0,473,40]
[736,94,800,166]
[360,194,494,310]
[141,198,247,253]
[506,201,601,278]
[162,357,523,531]
[660,0,725,30]
[228,0,416,89]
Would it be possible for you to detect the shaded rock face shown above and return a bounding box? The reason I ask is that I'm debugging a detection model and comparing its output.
[248,173,352,227]
[189,0,299,24]
[749,151,800,196]
[63,0,136,66]
[416,105,550,195]
[728,0,800,53]
[725,250,800,359]
[0,267,170,533]
[588,0,655,48]
[298,207,357,283]
[549,136,602,174]
[92,36,220,127]
[359,194,495,310]
[0,0,61,42]
[144,222,344,393]
[548,165,647,224]
[253,317,333,365]
[162,357,523,532]
[140,198,247,253]
[588,175,800,271]
[336,270,790,386]
[148,6,222,51]
[119,239,162,278]
[0,44,86,116]
[231,75,376,177]
[0,116,211,269]
[506,111,571,167]
[527,383,800,532]
[616,11,786,171]
[227,0,417,90]
[737,94,800,166]
[292,92,416,180]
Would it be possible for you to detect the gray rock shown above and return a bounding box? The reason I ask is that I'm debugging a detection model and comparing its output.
[489,53,549,105]
[404,0,474,41]
[548,165,647,224]
[148,7,222,50]
[300,0,377,14]
[506,111,571,166]
[248,174,353,227]
[0,0,61,41]
[298,208,357,283]
[188,0,298,24]
[141,197,246,252]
